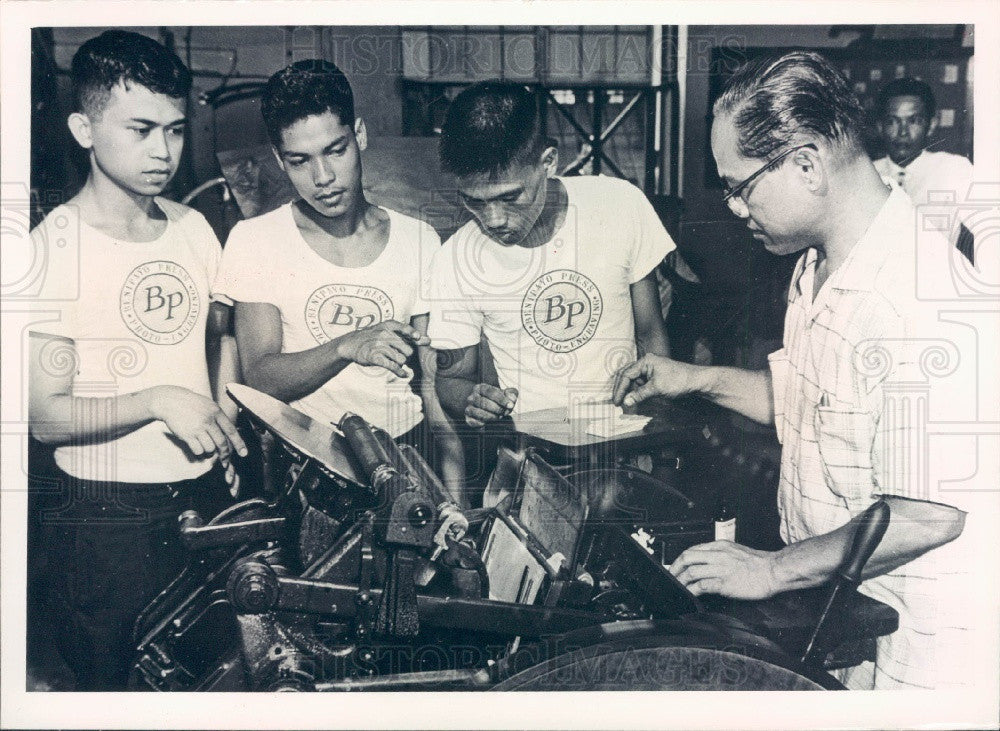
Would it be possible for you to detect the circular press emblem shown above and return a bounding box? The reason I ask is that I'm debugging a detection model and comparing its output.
[305,284,394,343]
[120,260,200,345]
[521,269,603,353]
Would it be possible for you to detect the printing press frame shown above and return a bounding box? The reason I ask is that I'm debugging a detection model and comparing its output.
[129,385,896,692]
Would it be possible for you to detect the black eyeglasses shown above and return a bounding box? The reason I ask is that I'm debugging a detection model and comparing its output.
[722,143,816,214]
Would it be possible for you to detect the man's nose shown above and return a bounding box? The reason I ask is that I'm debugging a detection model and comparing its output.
[312,158,336,186]
[149,129,171,161]
[725,195,750,220]
[481,203,507,229]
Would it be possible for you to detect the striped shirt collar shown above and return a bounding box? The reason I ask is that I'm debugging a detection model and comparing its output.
[792,185,913,298]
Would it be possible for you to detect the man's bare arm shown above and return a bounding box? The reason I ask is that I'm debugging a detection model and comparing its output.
[235,301,427,403]
[29,331,246,459]
[206,301,241,421]
[670,496,965,599]
[630,271,670,357]
[411,315,466,501]
[613,354,774,425]
[434,344,482,423]
[435,343,517,428]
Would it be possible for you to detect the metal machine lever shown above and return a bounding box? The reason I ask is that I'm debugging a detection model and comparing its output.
[801,500,891,665]
[178,510,287,551]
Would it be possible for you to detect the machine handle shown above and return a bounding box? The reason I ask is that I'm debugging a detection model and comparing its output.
[800,499,891,666]
[838,500,890,585]
[339,413,395,485]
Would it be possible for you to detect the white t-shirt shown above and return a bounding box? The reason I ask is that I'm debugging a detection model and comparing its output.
[873,150,975,245]
[427,176,675,414]
[29,198,222,483]
[214,203,440,437]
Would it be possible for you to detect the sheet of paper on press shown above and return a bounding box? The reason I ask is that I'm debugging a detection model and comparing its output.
[584,405,653,437]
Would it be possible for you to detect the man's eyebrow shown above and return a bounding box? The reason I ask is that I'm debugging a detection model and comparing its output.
[127,117,187,126]
[322,135,349,152]
[283,135,349,158]
[460,188,521,203]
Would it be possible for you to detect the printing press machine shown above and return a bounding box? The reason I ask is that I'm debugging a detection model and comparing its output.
[130,384,898,692]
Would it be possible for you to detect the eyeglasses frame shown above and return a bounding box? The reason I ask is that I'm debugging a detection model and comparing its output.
[721,142,818,206]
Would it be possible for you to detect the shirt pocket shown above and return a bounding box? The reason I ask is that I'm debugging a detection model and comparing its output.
[814,405,876,503]
[767,349,789,445]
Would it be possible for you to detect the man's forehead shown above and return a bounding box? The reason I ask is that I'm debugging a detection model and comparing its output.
[710,114,746,178]
[456,168,532,198]
[279,111,353,152]
[884,95,927,117]
[104,80,186,121]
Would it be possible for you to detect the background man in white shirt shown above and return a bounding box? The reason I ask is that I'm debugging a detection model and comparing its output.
[872,77,975,262]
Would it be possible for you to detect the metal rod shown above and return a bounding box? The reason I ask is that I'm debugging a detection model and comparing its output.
[592,90,603,175]
[273,576,604,636]
[600,91,643,142]
[181,176,227,205]
[597,150,628,180]
[546,89,593,142]
[667,27,681,198]
[315,668,492,691]
[644,88,657,195]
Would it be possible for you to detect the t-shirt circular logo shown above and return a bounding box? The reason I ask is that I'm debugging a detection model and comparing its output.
[305,284,395,343]
[521,269,603,353]
[120,260,201,345]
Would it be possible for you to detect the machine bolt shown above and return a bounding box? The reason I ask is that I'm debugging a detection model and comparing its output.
[408,503,432,528]
[178,510,203,530]
[227,560,279,613]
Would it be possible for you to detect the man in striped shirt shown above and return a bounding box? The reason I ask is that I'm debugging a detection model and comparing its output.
[612,51,984,689]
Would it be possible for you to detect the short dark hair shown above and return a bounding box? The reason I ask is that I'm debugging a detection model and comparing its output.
[876,77,936,120]
[714,50,867,159]
[71,30,191,118]
[440,80,547,177]
[261,59,355,149]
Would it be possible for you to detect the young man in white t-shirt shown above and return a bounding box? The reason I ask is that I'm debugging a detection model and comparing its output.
[213,60,463,491]
[428,81,674,428]
[27,31,246,690]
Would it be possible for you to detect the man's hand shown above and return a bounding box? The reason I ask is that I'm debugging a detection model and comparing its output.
[146,385,248,461]
[465,384,518,428]
[669,541,779,600]
[337,320,430,378]
[612,354,700,408]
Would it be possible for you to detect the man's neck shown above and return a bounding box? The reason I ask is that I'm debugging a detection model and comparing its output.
[296,192,371,240]
[76,169,162,229]
[516,178,568,250]
[890,147,926,170]
[814,160,891,281]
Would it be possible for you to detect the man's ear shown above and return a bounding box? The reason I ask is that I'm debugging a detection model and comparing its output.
[271,144,285,171]
[354,118,368,152]
[67,112,93,150]
[541,145,559,177]
[927,114,939,139]
[792,145,825,193]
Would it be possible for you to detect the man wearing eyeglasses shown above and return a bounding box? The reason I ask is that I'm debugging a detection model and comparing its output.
[612,52,981,690]
[872,77,975,262]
